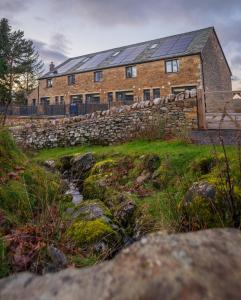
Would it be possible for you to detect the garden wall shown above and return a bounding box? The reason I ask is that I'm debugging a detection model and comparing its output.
[11,90,198,149]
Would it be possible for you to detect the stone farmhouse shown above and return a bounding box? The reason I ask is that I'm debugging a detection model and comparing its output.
[28,27,232,113]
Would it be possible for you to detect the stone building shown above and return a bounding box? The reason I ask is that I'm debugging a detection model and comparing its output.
[28,27,232,113]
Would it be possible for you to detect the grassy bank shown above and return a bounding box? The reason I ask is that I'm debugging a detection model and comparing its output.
[34,139,240,231]
[1,132,240,278]
[34,139,236,168]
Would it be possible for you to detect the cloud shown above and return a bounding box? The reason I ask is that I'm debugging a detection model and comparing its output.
[32,32,71,68]
[0,0,30,13]
[49,33,71,55]
[33,39,68,68]
[52,0,241,27]
[231,55,241,67]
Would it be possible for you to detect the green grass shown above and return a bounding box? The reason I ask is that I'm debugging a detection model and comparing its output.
[34,139,236,169]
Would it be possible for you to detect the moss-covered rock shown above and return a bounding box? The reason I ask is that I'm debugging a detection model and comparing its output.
[191,156,218,175]
[180,180,241,230]
[91,159,116,175]
[71,153,95,180]
[70,200,112,221]
[82,174,108,200]
[143,154,161,173]
[67,219,115,246]
[58,155,74,172]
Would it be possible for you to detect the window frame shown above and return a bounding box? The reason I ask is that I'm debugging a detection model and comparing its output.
[94,70,103,82]
[143,89,151,101]
[153,88,160,99]
[68,74,75,85]
[46,78,53,88]
[86,93,101,103]
[70,94,83,103]
[60,96,65,105]
[126,66,137,78]
[165,59,179,73]
[171,85,196,95]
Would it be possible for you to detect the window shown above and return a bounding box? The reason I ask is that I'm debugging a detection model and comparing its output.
[126,66,137,78]
[153,88,160,99]
[55,96,59,104]
[150,43,158,49]
[46,79,52,88]
[60,96,65,104]
[70,95,83,103]
[40,97,50,105]
[68,74,75,85]
[172,86,196,95]
[112,51,120,57]
[94,71,103,82]
[32,99,36,106]
[143,89,151,101]
[86,93,100,103]
[116,91,134,103]
[165,59,179,73]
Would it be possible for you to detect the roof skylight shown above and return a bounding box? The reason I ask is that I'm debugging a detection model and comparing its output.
[112,51,120,57]
[82,57,90,63]
[150,43,158,49]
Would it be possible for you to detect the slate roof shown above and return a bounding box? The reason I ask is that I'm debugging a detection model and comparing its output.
[41,27,214,79]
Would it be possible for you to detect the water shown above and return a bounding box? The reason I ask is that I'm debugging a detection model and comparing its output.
[65,182,83,205]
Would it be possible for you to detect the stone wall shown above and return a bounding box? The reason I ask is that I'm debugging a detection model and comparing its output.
[202,31,232,113]
[13,90,198,149]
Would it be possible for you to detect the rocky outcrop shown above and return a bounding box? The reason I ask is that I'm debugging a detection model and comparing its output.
[1,228,241,300]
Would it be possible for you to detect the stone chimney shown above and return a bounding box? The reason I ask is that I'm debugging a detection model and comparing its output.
[49,62,55,72]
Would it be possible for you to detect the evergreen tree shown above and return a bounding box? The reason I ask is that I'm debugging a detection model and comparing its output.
[0,18,43,122]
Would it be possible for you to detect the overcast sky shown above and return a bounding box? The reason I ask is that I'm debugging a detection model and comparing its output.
[1,0,241,89]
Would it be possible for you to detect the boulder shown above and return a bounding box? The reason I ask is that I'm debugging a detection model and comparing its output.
[143,154,161,172]
[45,246,68,272]
[70,153,95,180]
[136,170,151,184]
[114,199,136,227]
[70,200,111,221]
[1,229,241,300]
[183,181,216,205]
[59,155,74,172]
[43,160,56,171]
[180,181,221,230]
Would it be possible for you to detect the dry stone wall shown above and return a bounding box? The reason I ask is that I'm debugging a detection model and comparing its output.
[12,90,198,149]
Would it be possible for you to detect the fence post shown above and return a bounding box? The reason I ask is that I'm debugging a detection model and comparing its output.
[197,89,207,129]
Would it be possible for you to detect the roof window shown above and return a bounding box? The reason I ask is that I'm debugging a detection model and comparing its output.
[150,43,158,49]
[82,57,89,63]
[112,51,120,57]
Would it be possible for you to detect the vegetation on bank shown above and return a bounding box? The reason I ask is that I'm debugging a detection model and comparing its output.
[1,129,240,279]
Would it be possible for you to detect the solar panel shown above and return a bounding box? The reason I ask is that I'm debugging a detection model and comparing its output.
[77,50,113,71]
[111,47,135,64]
[111,43,147,65]
[57,57,86,74]
[167,34,194,55]
[151,37,178,58]
[122,44,148,63]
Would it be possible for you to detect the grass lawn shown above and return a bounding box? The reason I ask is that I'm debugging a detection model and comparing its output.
[34,139,236,169]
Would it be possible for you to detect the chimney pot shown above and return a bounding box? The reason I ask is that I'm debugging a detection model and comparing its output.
[49,62,55,72]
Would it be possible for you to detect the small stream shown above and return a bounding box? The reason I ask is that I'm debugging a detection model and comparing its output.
[65,182,83,205]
